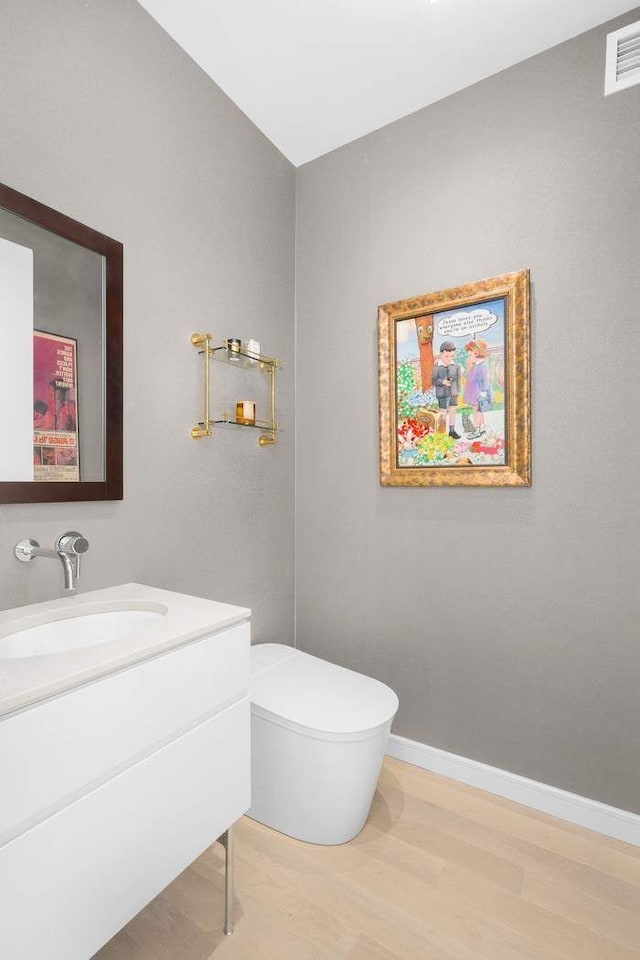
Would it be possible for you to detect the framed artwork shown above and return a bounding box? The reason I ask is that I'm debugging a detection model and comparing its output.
[378,269,531,487]
[33,331,80,482]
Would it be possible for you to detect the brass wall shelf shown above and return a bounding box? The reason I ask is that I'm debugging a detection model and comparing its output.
[190,333,281,446]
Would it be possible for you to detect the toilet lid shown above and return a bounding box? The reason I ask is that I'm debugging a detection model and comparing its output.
[250,643,399,737]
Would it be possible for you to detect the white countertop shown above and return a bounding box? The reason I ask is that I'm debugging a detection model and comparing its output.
[0,583,251,718]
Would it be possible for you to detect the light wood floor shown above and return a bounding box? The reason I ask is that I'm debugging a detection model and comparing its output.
[95,757,640,960]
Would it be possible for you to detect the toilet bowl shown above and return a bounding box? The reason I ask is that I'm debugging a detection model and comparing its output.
[248,643,399,845]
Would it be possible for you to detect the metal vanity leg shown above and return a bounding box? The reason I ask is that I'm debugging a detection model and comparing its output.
[222,827,234,935]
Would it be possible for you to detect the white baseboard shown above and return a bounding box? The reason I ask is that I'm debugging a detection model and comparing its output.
[386,734,640,848]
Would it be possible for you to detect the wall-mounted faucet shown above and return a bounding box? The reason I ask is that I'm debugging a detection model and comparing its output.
[14,531,90,592]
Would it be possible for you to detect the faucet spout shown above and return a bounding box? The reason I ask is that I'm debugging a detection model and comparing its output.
[57,550,77,591]
[24,544,59,561]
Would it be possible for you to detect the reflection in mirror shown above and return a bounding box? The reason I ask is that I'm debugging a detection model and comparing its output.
[1,207,104,482]
[0,183,122,503]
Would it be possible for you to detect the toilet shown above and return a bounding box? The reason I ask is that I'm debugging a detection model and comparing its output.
[248,643,399,845]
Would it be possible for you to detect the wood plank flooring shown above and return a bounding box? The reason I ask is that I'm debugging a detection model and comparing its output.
[94,757,640,960]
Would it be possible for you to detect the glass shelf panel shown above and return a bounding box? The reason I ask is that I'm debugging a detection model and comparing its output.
[209,415,283,432]
[207,346,282,370]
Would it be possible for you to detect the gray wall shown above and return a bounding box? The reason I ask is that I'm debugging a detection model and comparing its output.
[0,0,295,644]
[296,11,640,812]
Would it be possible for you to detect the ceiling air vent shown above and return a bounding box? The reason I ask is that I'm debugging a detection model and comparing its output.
[605,20,640,95]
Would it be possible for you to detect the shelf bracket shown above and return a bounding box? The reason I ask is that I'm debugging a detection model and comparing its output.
[258,360,277,446]
[190,332,213,439]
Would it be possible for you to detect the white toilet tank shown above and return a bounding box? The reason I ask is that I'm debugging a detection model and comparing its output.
[248,643,399,845]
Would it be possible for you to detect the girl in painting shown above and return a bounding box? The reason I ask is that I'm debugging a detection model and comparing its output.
[463,340,491,439]
[55,388,77,431]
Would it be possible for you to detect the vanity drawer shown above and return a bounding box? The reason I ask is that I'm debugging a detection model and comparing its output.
[0,696,251,960]
[0,619,249,844]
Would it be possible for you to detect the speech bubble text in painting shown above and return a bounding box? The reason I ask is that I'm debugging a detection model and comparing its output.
[438,308,498,338]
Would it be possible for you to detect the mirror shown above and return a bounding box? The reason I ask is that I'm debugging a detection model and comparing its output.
[0,182,122,503]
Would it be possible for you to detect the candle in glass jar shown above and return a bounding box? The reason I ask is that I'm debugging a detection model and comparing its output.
[236,400,256,425]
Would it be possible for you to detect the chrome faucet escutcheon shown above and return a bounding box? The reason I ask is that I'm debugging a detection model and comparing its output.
[14,530,90,591]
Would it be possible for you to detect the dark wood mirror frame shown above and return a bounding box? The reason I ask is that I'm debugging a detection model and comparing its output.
[0,182,123,503]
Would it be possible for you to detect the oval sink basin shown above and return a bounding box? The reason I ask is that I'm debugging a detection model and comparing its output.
[0,609,165,659]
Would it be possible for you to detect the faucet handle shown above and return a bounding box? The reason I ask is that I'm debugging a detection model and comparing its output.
[56,531,89,590]
[56,531,89,555]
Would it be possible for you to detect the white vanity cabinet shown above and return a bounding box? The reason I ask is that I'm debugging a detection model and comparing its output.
[0,595,251,960]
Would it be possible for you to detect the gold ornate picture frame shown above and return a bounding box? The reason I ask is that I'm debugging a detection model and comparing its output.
[378,269,531,487]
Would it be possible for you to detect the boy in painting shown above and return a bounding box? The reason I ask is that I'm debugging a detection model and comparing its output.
[432,340,461,439]
[33,399,54,431]
[463,339,491,439]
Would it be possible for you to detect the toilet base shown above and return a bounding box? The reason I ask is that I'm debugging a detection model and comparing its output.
[248,713,391,845]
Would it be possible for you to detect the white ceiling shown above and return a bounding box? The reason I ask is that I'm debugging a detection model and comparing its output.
[137,0,638,166]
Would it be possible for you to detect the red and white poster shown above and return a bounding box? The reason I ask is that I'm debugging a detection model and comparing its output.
[33,331,80,481]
